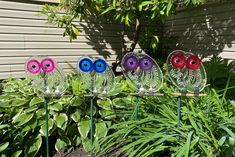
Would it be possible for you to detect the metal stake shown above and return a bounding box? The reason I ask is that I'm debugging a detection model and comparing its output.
[177,96,181,128]
[90,74,94,157]
[43,77,49,157]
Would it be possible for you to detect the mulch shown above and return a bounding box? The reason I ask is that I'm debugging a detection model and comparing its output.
[53,146,88,157]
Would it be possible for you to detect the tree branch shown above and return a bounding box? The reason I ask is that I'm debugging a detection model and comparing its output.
[130,17,141,52]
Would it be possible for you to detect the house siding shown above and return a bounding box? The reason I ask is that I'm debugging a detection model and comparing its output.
[163,1,235,60]
[0,0,140,79]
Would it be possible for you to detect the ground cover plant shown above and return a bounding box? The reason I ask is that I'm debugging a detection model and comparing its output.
[98,85,235,156]
[0,73,126,156]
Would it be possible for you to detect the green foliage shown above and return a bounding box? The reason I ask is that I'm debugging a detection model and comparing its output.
[0,75,126,156]
[204,55,235,98]
[41,0,206,51]
[98,84,235,156]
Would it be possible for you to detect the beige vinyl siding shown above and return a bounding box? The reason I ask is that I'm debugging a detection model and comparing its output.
[163,1,235,60]
[0,0,141,79]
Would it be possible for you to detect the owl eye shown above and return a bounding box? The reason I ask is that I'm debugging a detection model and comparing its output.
[139,56,153,71]
[123,56,139,70]
[41,58,56,73]
[79,58,93,72]
[171,54,186,69]
[93,59,107,73]
[26,59,41,74]
[186,55,202,71]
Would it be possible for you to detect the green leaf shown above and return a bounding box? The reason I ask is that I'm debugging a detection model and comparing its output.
[101,6,115,15]
[112,0,116,7]
[185,131,194,157]
[74,135,82,146]
[72,25,79,36]
[218,136,226,146]
[54,113,68,130]
[97,99,112,110]
[95,121,108,140]
[36,108,45,117]
[40,118,54,136]
[0,142,9,153]
[125,14,130,26]
[29,97,43,106]
[78,119,90,139]
[25,135,42,157]
[95,5,100,11]
[12,99,28,107]
[55,136,71,152]
[153,35,159,43]
[71,110,81,123]
[24,106,38,113]
[138,4,143,11]
[12,112,34,126]
[166,2,173,16]
[12,150,22,157]
[220,125,235,139]
[113,97,133,108]
[141,1,153,6]
[0,124,9,130]
[0,100,12,108]
[49,103,63,111]
[82,138,92,152]
[99,110,116,119]
[229,137,235,146]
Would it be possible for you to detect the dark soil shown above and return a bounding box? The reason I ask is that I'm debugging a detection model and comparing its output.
[53,147,88,157]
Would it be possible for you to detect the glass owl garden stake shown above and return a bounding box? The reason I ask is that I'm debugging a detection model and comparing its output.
[77,56,115,157]
[166,50,207,93]
[25,56,67,157]
[77,56,115,95]
[121,51,163,94]
[25,57,67,97]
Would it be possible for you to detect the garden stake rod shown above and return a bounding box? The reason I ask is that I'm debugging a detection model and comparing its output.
[25,57,67,157]
[90,74,95,157]
[43,76,49,157]
[172,92,208,129]
[131,93,164,120]
[177,96,181,128]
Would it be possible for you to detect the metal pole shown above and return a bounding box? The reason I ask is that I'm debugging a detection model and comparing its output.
[43,77,49,157]
[90,74,94,157]
[90,97,94,157]
[177,96,181,128]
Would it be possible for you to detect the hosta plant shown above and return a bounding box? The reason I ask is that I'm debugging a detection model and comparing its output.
[0,74,129,156]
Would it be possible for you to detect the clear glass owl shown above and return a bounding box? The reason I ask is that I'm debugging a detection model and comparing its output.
[25,56,67,97]
[166,50,207,93]
[121,51,163,94]
[77,56,115,95]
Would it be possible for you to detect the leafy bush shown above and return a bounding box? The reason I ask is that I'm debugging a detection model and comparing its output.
[0,74,130,156]
[204,55,235,98]
[98,84,235,156]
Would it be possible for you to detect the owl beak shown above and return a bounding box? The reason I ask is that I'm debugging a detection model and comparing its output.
[136,66,141,75]
[91,70,96,76]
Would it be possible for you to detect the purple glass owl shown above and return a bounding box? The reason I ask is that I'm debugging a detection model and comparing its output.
[121,52,163,93]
